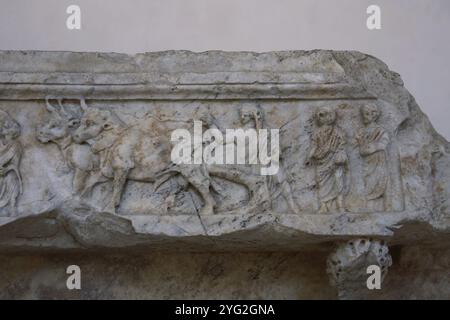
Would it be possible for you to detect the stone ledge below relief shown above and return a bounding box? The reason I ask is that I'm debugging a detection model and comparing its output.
[0,202,444,253]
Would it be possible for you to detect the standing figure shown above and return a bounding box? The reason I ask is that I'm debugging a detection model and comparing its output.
[306,107,347,213]
[239,105,300,214]
[0,110,23,216]
[356,105,389,212]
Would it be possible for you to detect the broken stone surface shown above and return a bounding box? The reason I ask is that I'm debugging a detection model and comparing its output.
[0,50,449,299]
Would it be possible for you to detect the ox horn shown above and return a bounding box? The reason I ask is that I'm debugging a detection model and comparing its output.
[56,98,75,119]
[44,95,59,115]
[79,97,89,111]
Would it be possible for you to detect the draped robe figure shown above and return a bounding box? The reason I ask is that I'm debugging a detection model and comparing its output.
[357,105,390,211]
[0,110,22,216]
[307,107,347,213]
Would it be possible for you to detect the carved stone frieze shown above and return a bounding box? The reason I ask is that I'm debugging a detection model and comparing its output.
[0,50,449,299]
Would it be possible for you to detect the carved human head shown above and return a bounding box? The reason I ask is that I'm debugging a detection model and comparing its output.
[0,110,20,141]
[199,112,218,130]
[239,104,263,127]
[315,106,336,126]
[361,104,381,125]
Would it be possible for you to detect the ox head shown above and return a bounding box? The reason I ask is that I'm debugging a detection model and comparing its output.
[73,102,123,143]
[37,97,83,143]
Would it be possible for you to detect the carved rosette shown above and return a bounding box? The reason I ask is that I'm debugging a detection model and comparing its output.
[326,238,392,298]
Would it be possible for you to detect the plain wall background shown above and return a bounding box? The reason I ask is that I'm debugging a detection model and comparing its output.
[1,0,449,139]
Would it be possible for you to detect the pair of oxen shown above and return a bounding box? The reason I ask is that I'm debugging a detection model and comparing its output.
[37,97,269,215]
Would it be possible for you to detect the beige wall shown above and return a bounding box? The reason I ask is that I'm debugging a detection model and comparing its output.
[1,0,449,139]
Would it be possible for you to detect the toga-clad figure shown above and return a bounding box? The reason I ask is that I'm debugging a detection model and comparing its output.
[306,107,347,213]
[356,105,389,212]
[0,110,23,216]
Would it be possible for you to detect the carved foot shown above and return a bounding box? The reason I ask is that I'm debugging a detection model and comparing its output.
[245,199,271,214]
[103,203,117,215]
[288,200,301,214]
[199,204,215,216]
[326,238,392,299]
[318,203,329,214]
[5,207,18,218]
[336,195,347,213]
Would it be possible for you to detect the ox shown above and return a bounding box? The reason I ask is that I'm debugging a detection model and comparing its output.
[72,103,216,215]
[37,97,104,197]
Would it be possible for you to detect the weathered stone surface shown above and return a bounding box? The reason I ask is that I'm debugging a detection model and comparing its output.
[0,50,449,299]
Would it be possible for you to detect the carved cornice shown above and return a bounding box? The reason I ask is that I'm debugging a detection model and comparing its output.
[0,50,376,100]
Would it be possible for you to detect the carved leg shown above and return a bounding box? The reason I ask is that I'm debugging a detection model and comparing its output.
[72,169,89,195]
[318,202,329,214]
[188,175,216,216]
[367,197,384,212]
[281,181,300,214]
[381,195,387,212]
[178,165,216,216]
[8,199,17,217]
[80,172,108,198]
[336,194,345,212]
[105,169,128,214]
[326,238,392,299]
[198,187,216,216]
[208,165,271,210]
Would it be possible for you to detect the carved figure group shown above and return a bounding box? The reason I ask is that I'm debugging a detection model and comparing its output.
[36,96,394,216]
[306,104,390,213]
